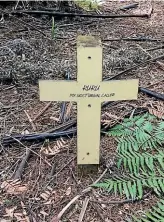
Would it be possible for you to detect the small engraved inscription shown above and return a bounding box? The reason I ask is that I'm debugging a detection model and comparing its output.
[82,85,100,91]
[69,93,115,98]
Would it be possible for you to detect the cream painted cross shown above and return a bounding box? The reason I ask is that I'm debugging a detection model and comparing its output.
[39,36,139,165]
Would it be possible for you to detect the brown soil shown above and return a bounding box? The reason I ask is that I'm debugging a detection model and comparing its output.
[0,1,164,222]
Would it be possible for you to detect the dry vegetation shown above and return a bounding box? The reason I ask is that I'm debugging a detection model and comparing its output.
[0,1,164,221]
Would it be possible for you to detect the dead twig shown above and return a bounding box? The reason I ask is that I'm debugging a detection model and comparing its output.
[13,147,31,180]
[78,197,89,222]
[33,102,52,122]
[50,168,107,222]
[24,110,36,131]
[147,45,164,51]
[50,159,56,177]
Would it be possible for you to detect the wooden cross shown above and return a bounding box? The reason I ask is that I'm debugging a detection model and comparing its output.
[39,36,139,165]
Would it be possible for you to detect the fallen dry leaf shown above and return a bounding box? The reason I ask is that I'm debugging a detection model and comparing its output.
[40,138,68,157]
[40,192,50,201]
[14,212,26,222]
[4,207,17,218]
[44,200,52,205]
[40,211,49,216]
[65,187,71,196]
[1,180,28,195]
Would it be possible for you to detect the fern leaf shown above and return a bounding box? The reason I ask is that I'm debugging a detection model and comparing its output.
[152,206,164,217]
[107,180,114,193]
[139,154,146,172]
[157,168,164,177]
[127,181,135,200]
[117,158,122,169]
[151,210,164,220]
[136,180,143,199]
[145,211,159,221]
[135,115,146,126]
[131,215,143,222]
[157,202,164,211]
[92,182,109,189]
[158,179,164,193]
[118,182,123,197]
[143,121,154,133]
[113,182,117,196]
[140,218,150,222]
[159,199,164,205]
[127,157,133,173]
[157,157,164,170]
[123,182,130,199]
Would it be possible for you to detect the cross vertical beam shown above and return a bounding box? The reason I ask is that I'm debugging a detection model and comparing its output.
[77,36,102,164]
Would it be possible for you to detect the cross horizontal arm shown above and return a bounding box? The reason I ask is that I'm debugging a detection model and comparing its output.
[39,79,139,102]
[39,80,79,101]
[98,79,139,102]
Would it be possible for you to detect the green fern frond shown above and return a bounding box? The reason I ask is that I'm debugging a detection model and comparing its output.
[93,176,164,199]
[96,113,164,220]
[132,199,164,222]
[117,150,164,175]
[108,113,164,153]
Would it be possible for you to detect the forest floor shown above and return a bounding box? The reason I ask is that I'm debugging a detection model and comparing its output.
[0,1,164,221]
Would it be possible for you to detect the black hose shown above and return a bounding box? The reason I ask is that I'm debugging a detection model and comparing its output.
[139,87,164,101]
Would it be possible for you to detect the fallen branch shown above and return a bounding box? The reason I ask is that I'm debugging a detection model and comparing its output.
[13,147,31,180]
[7,10,150,18]
[104,54,164,80]
[50,169,107,222]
